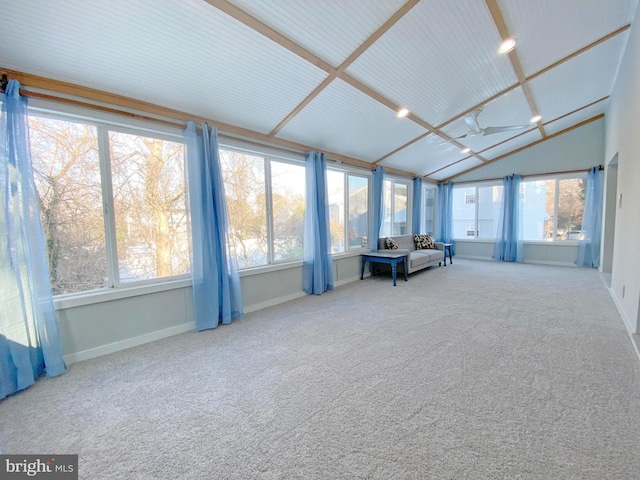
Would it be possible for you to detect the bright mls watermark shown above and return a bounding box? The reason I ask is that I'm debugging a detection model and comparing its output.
[1,455,78,479]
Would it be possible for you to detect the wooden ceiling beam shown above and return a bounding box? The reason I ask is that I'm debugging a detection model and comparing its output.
[268,0,420,137]
[443,114,604,182]
[485,0,545,137]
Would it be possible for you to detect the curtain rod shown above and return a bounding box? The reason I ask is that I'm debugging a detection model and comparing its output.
[449,165,602,185]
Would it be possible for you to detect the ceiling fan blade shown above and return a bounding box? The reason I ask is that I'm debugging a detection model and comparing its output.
[482,125,530,136]
[464,109,482,132]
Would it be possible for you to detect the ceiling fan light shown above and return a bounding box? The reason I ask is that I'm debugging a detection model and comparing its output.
[530,115,542,123]
[396,108,409,118]
[498,38,516,54]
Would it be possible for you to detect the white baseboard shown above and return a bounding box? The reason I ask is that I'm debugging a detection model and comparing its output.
[244,291,307,314]
[607,286,640,361]
[455,255,577,268]
[64,322,196,365]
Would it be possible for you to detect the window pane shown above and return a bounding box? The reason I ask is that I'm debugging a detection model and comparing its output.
[522,180,554,241]
[220,149,267,268]
[393,183,408,235]
[477,185,503,238]
[381,180,392,237]
[29,116,106,295]
[422,187,436,236]
[348,175,368,248]
[271,160,305,261]
[327,170,345,253]
[452,187,475,238]
[109,131,189,282]
[557,178,585,240]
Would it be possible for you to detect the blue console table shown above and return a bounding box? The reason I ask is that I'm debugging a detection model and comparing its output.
[361,251,408,286]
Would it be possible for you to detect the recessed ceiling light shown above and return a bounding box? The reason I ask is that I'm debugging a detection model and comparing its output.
[530,115,542,123]
[396,108,409,118]
[498,38,516,54]
[461,147,471,154]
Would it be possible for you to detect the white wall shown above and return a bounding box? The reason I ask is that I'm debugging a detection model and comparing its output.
[453,119,604,266]
[455,119,605,183]
[604,1,640,334]
[57,253,366,362]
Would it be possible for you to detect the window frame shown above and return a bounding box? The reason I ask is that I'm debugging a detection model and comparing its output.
[382,176,410,237]
[218,143,306,269]
[452,181,503,240]
[26,102,192,309]
[520,172,587,243]
[326,166,371,254]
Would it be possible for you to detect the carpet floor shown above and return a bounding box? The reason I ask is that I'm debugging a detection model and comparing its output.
[1,259,639,479]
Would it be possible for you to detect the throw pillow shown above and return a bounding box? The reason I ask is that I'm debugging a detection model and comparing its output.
[414,234,429,249]
[386,237,399,250]
[424,234,435,249]
[414,234,435,250]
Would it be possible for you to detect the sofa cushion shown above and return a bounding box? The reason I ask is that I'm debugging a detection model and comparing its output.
[409,251,431,268]
[414,234,435,250]
[386,237,399,249]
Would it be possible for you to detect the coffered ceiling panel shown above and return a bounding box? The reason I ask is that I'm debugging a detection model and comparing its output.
[440,87,535,155]
[0,0,637,180]
[346,0,519,126]
[226,0,408,66]
[528,32,629,126]
[379,134,467,176]
[499,0,638,76]
[276,78,427,163]
[429,158,485,182]
[480,129,543,162]
[0,0,328,134]
[543,102,607,137]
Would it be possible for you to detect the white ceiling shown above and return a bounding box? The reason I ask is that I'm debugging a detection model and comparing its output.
[0,0,637,182]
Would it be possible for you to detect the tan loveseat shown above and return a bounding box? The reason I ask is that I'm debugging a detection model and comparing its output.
[378,234,445,274]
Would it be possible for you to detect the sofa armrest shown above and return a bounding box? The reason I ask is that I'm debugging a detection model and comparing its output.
[434,242,444,251]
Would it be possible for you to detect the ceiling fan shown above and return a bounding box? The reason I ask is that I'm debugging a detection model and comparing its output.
[457,108,530,138]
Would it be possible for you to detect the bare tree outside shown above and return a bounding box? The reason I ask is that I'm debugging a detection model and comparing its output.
[28,116,190,295]
[220,149,305,267]
[109,132,189,282]
[219,149,267,267]
[29,116,107,294]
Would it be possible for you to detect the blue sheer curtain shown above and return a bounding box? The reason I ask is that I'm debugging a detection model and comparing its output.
[303,152,333,294]
[493,175,524,262]
[437,182,454,254]
[576,167,604,267]
[412,177,422,235]
[370,167,385,251]
[1,80,66,400]
[184,122,243,331]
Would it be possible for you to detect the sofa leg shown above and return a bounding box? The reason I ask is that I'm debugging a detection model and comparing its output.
[439,262,442,266]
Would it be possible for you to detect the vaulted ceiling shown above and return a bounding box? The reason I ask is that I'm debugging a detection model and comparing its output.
[0,0,637,181]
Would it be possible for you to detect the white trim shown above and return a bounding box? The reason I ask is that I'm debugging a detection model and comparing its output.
[244,291,306,314]
[53,277,192,310]
[607,286,640,361]
[63,322,196,364]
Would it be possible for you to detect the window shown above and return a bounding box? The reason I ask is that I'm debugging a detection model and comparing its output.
[464,189,476,205]
[422,186,436,236]
[521,175,586,241]
[220,148,305,268]
[452,183,502,239]
[326,170,369,252]
[381,179,408,236]
[28,114,189,296]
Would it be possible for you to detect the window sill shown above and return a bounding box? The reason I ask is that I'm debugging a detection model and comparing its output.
[53,277,192,310]
[454,238,580,246]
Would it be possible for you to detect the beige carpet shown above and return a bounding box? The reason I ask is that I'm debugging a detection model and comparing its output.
[1,259,639,479]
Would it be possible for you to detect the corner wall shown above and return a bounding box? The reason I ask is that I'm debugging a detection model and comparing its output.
[452,119,604,266]
[604,2,640,334]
